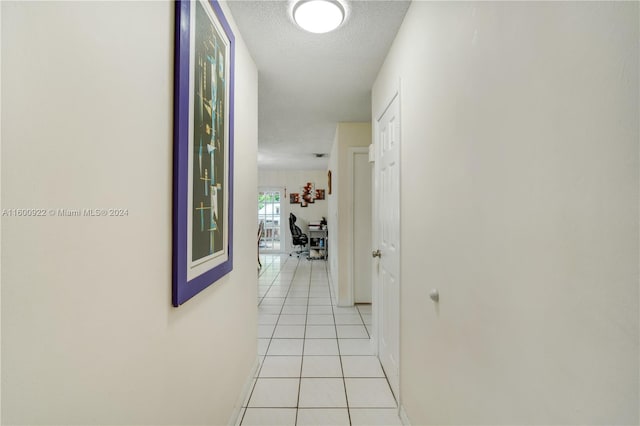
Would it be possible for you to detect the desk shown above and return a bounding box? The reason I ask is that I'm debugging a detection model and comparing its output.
[308,228,328,260]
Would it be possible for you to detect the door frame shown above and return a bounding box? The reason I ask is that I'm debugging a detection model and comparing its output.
[347,147,372,306]
[372,88,401,402]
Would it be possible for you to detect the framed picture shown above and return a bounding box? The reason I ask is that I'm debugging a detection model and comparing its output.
[302,192,314,203]
[302,182,314,203]
[290,193,300,204]
[173,0,235,307]
[315,189,325,200]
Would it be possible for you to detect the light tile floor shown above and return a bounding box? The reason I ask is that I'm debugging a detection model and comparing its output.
[239,254,402,426]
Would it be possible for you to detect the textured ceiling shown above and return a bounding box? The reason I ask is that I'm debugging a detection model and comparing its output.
[226,0,411,169]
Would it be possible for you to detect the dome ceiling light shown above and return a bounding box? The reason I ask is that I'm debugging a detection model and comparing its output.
[292,0,346,34]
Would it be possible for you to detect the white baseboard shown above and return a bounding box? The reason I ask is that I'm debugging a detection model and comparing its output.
[228,356,260,426]
[399,404,411,425]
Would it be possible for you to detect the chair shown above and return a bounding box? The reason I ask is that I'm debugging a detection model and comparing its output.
[257,220,265,269]
[289,213,309,258]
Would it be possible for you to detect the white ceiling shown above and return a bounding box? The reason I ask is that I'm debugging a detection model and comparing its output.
[226,0,411,170]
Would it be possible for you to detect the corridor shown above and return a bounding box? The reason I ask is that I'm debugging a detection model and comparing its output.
[238,254,402,426]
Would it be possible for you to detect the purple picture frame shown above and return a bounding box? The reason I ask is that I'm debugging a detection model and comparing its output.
[173,0,235,307]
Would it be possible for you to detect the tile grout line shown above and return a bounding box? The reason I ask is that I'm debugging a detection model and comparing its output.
[355,304,371,339]
[294,258,313,424]
[256,257,398,423]
[258,255,297,363]
[266,255,301,357]
[324,260,352,426]
[252,256,400,424]
[243,255,299,426]
[242,255,286,426]
[257,256,284,305]
[257,253,273,278]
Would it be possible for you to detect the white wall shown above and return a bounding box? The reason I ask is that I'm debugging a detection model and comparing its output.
[1,1,258,424]
[327,123,371,305]
[258,169,328,253]
[373,2,639,424]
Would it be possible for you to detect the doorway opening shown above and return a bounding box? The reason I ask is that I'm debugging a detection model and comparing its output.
[258,190,282,252]
[349,147,373,305]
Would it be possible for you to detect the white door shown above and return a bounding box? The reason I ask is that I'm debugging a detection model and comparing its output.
[353,150,372,303]
[375,94,400,399]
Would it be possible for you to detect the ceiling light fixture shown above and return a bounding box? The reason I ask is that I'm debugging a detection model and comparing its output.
[292,0,346,34]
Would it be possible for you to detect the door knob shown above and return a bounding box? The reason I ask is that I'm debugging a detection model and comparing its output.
[372,249,381,258]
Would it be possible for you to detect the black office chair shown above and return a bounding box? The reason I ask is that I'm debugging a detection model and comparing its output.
[289,213,309,258]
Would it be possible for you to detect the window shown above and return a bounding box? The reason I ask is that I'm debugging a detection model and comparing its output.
[258,190,281,251]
